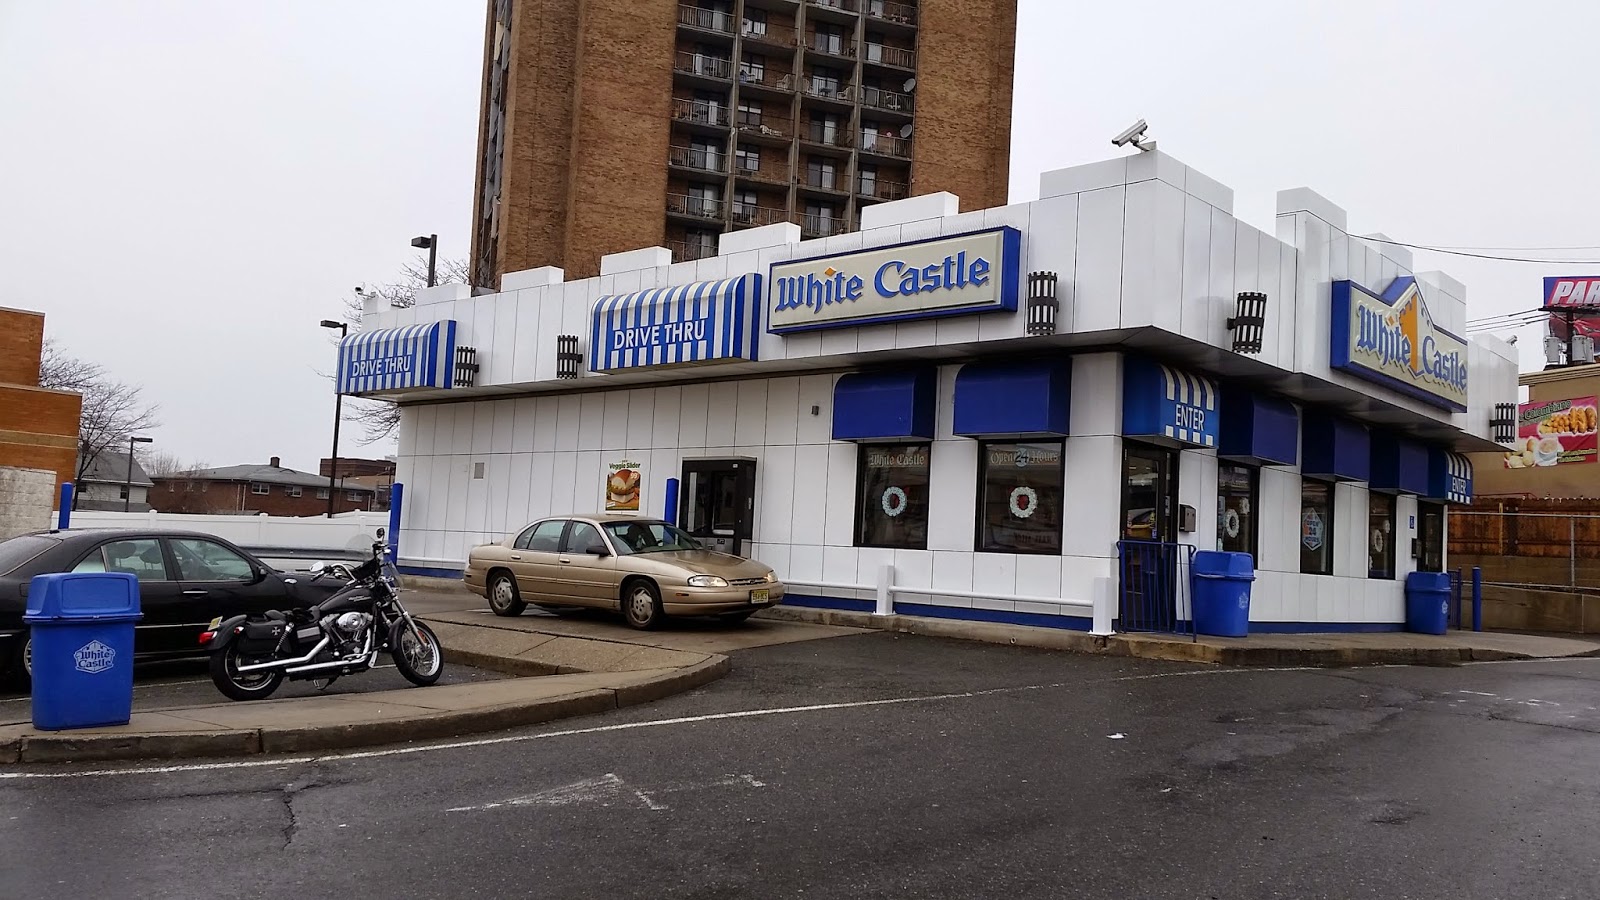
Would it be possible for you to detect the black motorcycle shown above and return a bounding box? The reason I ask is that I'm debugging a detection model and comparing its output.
[200,531,443,701]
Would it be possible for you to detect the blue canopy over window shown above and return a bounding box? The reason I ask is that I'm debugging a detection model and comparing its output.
[337,320,457,395]
[832,370,937,442]
[953,359,1071,439]
[1301,412,1370,482]
[1218,388,1298,466]
[1122,358,1219,448]
[1427,447,1473,504]
[1370,432,1430,495]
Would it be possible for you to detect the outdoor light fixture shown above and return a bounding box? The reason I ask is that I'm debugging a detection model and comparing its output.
[1025,271,1059,336]
[1490,402,1517,444]
[1227,292,1268,355]
[556,334,582,379]
[411,234,438,287]
[320,319,349,518]
[124,436,152,512]
[454,346,480,387]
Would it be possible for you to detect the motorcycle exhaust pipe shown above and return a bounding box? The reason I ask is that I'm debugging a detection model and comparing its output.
[235,636,331,673]
[284,632,374,675]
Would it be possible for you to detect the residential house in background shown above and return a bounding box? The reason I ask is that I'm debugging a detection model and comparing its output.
[320,457,396,510]
[72,450,154,511]
[150,457,378,516]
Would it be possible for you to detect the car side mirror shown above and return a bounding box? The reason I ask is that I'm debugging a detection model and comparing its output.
[585,543,610,557]
[376,527,386,540]
[309,561,327,575]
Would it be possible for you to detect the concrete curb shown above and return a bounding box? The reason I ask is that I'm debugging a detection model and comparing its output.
[756,606,1597,668]
[0,648,731,765]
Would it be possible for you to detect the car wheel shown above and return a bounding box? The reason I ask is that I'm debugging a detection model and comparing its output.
[621,579,663,630]
[487,571,527,617]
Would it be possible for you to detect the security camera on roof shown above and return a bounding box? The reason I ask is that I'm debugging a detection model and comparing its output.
[1111,119,1148,147]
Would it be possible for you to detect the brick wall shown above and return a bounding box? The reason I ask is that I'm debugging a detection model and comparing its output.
[0,309,45,387]
[150,478,376,516]
[911,0,1017,211]
[0,466,54,540]
[0,385,82,489]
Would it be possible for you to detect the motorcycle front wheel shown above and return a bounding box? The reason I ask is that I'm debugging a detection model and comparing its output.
[209,645,284,701]
[391,620,443,687]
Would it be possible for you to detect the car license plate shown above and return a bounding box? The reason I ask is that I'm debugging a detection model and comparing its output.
[749,589,770,604]
[207,616,223,630]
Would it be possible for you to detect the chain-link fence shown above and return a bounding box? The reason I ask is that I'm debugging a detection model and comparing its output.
[1449,503,1600,633]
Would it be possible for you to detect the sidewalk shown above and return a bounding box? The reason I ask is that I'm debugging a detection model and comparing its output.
[759,606,1600,667]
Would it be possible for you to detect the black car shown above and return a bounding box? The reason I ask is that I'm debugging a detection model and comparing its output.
[0,529,343,681]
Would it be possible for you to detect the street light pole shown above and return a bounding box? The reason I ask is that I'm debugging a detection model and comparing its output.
[125,436,152,512]
[411,234,438,287]
[320,319,349,518]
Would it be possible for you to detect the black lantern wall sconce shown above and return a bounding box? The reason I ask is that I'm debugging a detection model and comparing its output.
[1227,291,1268,354]
[1490,402,1516,444]
[453,346,479,387]
[1026,271,1058,336]
[556,334,583,380]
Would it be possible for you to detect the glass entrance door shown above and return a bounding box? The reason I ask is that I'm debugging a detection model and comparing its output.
[679,458,757,557]
[1122,444,1177,543]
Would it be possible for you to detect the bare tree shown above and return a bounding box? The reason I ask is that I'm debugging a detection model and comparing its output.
[145,458,219,514]
[39,339,162,509]
[137,448,190,478]
[340,255,471,444]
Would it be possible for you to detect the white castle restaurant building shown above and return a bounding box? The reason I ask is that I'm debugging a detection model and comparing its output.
[342,150,1517,633]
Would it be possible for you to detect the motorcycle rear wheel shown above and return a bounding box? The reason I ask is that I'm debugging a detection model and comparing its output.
[209,645,284,701]
[391,620,443,687]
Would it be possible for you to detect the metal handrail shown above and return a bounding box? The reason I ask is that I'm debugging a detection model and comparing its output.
[665,193,725,218]
[674,51,733,79]
[861,85,914,113]
[860,179,908,200]
[678,4,735,33]
[671,97,730,126]
[864,44,915,68]
[668,239,718,262]
[866,0,917,26]
[804,125,851,147]
[731,204,789,227]
[800,215,848,236]
[859,133,911,157]
[808,0,860,12]
[668,145,727,173]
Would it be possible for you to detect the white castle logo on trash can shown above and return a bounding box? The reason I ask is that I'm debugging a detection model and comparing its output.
[73,640,115,674]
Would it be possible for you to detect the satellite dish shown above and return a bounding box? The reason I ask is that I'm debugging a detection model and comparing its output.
[899,123,914,139]
[903,77,917,92]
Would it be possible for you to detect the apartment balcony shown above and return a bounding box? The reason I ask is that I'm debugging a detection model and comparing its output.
[668,145,729,175]
[859,178,909,201]
[666,194,726,222]
[805,34,857,62]
[671,97,731,129]
[801,125,853,155]
[674,51,734,82]
[858,131,911,159]
[861,85,914,115]
[865,0,918,28]
[801,80,855,107]
[734,160,791,186]
[735,112,793,144]
[678,4,737,35]
[800,171,849,196]
[799,214,849,238]
[669,239,719,263]
[807,0,860,15]
[741,20,798,50]
[735,66,797,96]
[731,204,790,229]
[862,43,915,70]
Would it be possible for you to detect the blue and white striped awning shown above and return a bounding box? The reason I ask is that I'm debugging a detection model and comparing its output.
[336,320,457,395]
[590,275,761,372]
[1122,358,1219,448]
[1429,448,1473,505]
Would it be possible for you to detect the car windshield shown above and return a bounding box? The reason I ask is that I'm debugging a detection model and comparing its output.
[0,534,57,576]
[602,522,702,555]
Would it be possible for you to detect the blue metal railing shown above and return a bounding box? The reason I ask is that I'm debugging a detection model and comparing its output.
[1116,539,1197,638]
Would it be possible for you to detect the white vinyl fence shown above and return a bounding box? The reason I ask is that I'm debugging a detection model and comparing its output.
[62,509,390,554]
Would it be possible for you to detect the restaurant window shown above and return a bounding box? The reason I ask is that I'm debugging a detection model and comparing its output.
[1368,492,1396,579]
[1418,501,1445,573]
[855,445,930,549]
[978,442,1064,555]
[1300,479,1334,575]
[1217,463,1258,557]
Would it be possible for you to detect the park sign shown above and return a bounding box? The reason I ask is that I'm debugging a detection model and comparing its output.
[1330,276,1468,412]
[1544,276,1600,309]
[767,227,1021,333]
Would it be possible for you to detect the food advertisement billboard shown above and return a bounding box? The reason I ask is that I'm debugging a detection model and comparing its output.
[1504,397,1598,468]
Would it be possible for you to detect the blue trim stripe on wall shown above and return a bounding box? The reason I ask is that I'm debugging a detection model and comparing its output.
[590,274,762,372]
[337,320,456,395]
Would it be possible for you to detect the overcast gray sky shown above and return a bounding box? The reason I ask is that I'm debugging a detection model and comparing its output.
[3,1,1595,473]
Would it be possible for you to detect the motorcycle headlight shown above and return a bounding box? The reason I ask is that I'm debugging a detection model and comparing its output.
[687,575,729,588]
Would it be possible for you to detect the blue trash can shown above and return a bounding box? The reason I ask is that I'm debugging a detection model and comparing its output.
[24,572,141,731]
[1192,551,1255,637]
[1404,571,1452,635]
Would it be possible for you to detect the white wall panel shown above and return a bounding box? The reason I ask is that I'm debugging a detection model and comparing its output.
[795,375,834,445]
[1072,186,1126,333]
[735,381,768,446]
[626,390,654,450]
[577,393,605,450]
[764,378,799,447]
[677,384,710,449]
[651,386,683,450]
[823,442,857,547]
[790,444,829,545]
[706,383,738,447]
[926,439,976,551]
[1179,194,1213,343]
[601,391,630,450]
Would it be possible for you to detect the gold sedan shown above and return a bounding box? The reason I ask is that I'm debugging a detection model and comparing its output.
[464,515,785,629]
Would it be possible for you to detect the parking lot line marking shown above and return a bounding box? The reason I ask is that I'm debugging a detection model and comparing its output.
[3,656,1594,782]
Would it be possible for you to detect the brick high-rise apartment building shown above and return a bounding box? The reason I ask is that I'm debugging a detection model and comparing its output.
[470,0,1017,287]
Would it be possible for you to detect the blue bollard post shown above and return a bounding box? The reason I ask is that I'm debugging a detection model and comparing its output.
[662,478,680,526]
[387,482,403,563]
[1471,566,1483,632]
[56,483,73,530]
